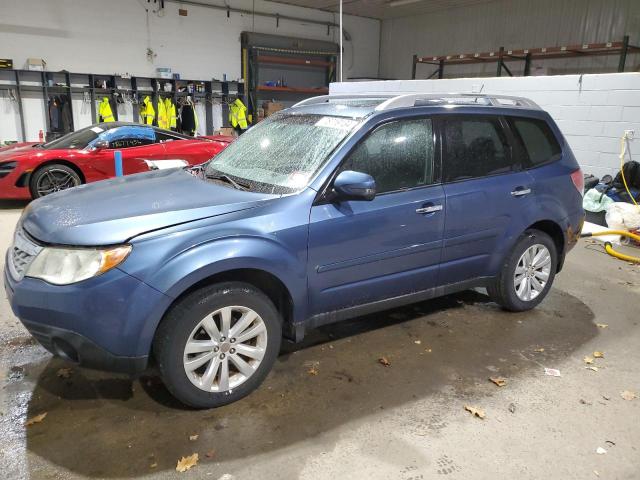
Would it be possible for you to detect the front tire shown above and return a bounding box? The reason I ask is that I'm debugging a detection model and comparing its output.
[154,282,282,408]
[30,163,82,198]
[488,229,557,312]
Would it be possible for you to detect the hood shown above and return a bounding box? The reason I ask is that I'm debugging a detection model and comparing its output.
[22,169,277,246]
[0,143,40,158]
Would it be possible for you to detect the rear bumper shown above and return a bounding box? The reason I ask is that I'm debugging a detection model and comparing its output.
[4,256,173,373]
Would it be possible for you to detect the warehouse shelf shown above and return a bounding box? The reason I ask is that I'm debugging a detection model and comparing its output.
[412,35,640,79]
[256,55,334,68]
[256,85,329,94]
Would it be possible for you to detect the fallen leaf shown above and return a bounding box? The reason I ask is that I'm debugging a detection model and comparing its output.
[534,348,545,353]
[464,405,485,419]
[593,351,604,358]
[189,434,199,441]
[602,395,611,401]
[586,366,598,372]
[414,340,422,345]
[620,390,637,401]
[424,348,432,353]
[508,403,516,413]
[150,463,158,469]
[25,412,47,426]
[205,449,216,459]
[307,367,318,376]
[489,377,507,387]
[56,368,72,379]
[583,356,594,364]
[595,447,607,455]
[176,453,198,473]
[594,470,600,477]
[544,368,561,377]
[378,357,391,367]
[596,323,608,329]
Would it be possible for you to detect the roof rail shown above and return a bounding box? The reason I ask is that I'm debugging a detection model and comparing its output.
[374,93,540,111]
[292,92,540,110]
[292,93,394,108]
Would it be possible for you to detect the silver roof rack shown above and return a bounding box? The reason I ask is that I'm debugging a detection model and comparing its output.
[292,92,539,110]
[292,94,393,108]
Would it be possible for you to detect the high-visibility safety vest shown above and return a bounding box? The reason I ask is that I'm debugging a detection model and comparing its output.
[165,98,177,129]
[98,97,115,122]
[229,98,248,130]
[140,96,155,125]
[157,99,168,129]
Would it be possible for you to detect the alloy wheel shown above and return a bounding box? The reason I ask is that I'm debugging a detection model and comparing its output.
[513,243,552,301]
[183,306,268,393]
[36,168,80,196]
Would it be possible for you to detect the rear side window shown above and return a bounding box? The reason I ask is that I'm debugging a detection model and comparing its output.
[441,116,513,182]
[510,117,562,167]
[341,118,434,194]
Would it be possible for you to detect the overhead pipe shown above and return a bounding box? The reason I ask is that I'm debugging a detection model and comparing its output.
[164,0,343,30]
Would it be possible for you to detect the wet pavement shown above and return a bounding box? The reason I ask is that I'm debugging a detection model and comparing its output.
[1,201,639,479]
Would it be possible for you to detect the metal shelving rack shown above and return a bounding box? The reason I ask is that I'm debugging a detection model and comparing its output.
[0,68,244,142]
[241,32,338,120]
[412,35,640,79]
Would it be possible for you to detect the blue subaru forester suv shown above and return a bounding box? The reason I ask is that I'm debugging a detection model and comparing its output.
[4,93,584,408]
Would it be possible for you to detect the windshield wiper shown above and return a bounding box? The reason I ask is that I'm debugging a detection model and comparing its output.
[205,173,250,191]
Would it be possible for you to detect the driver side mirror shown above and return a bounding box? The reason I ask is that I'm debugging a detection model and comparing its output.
[332,170,376,202]
[93,139,109,150]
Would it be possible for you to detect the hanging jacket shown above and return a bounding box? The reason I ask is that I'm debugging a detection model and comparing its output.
[165,98,177,130]
[229,98,248,130]
[140,96,155,125]
[180,100,199,136]
[49,97,61,131]
[98,97,115,123]
[60,96,73,132]
[157,98,168,129]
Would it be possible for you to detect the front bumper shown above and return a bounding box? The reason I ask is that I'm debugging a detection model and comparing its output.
[0,168,31,200]
[4,257,173,374]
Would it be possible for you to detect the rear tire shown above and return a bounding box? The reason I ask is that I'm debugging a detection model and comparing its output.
[154,282,282,408]
[30,163,82,198]
[488,229,557,312]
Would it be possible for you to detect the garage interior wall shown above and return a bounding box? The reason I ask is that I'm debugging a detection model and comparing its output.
[381,0,640,79]
[0,0,380,142]
[331,73,640,179]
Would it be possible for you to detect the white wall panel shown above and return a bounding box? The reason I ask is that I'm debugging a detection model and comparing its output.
[380,0,640,80]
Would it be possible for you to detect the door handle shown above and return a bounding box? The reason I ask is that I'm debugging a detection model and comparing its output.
[416,204,443,214]
[511,188,531,197]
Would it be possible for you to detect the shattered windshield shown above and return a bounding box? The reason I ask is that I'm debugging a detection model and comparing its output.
[205,113,359,193]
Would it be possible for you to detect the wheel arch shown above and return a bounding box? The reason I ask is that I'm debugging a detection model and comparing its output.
[525,219,565,272]
[29,159,86,197]
[150,268,296,357]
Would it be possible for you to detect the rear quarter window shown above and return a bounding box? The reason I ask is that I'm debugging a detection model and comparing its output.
[510,117,562,167]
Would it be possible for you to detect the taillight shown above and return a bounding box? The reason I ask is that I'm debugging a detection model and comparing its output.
[570,168,584,196]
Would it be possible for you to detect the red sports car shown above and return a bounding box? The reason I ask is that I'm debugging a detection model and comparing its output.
[0,122,233,199]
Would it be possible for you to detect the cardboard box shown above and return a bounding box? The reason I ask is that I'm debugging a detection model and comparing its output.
[263,101,284,117]
[26,58,46,71]
[216,127,236,136]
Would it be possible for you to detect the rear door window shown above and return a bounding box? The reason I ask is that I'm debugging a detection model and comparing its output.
[441,115,514,182]
[509,117,562,167]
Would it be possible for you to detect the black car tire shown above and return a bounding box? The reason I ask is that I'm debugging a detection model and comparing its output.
[154,282,282,409]
[487,229,558,312]
[30,163,82,199]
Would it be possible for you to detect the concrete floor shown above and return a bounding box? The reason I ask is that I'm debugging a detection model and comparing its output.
[1,201,639,480]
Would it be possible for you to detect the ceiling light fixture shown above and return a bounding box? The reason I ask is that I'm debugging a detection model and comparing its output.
[388,0,423,7]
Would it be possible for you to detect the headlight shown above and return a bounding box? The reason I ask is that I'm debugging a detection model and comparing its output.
[26,245,132,285]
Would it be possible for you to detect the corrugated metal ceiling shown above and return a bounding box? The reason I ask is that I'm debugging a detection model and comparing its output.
[266,0,496,19]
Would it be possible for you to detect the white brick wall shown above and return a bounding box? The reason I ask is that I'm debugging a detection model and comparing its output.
[331,73,640,179]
